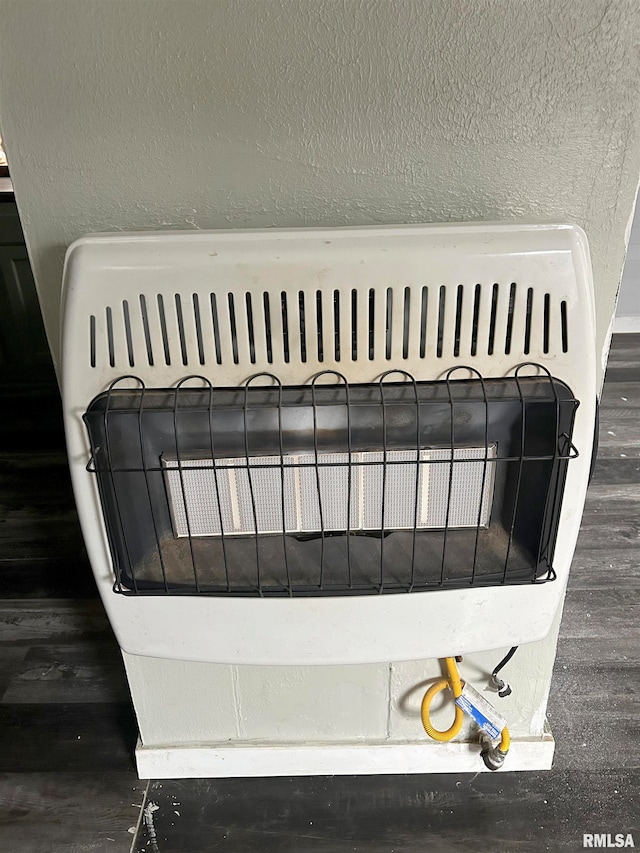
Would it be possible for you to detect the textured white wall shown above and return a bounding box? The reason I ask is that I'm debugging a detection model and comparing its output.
[1,0,640,379]
[1,0,639,753]
[616,201,640,328]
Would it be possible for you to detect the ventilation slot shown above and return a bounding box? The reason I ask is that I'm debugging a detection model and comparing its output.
[471,284,481,357]
[315,291,324,362]
[543,293,550,354]
[368,288,375,360]
[139,295,154,366]
[157,295,171,365]
[524,288,533,355]
[174,294,188,366]
[351,289,357,360]
[561,300,569,353]
[106,306,115,367]
[436,286,446,358]
[89,315,96,368]
[385,288,393,360]
[281,292,290,363]
[121,301,135,367]
[453,285,463,358]
[192,294,205,365]
[419,287,428,358]
[488,284,499,356]
[400,287,410,360]
[333,290,341,361]
[504,282,516,355]
[210,294,222,365]
[263,293,273,364]
[298,291,307,362]
[228,293,239,365]
[246,293,256,364]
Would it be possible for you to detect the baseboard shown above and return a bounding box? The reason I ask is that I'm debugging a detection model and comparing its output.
[136,728,555,779]
[614,316,640,333]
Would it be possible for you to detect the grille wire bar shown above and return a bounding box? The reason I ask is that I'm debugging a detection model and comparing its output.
[311,371,355,591]
[84,365,579,598]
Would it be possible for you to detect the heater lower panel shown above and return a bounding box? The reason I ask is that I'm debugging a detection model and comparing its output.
[98,581,570,665]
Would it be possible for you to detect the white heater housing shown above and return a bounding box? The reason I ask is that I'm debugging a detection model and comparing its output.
[61,223,596,665]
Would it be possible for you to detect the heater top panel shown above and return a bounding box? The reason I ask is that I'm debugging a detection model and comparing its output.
[62,222,595,401]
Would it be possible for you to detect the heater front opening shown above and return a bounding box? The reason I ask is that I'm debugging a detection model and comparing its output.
[83,369,578,597]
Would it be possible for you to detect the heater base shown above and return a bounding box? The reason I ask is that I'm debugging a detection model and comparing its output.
[135,727,555,779]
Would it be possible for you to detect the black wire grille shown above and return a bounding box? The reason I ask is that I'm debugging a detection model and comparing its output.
[83,365,579,597]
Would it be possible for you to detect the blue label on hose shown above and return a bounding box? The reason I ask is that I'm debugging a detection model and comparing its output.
[455,683,506,741]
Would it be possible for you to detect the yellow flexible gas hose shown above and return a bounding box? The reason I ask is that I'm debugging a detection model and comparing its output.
[498,727,510,753]
[420,657,464,741]
[421,656,511,769]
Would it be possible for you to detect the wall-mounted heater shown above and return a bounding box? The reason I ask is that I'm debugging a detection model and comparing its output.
[61,223,596,665]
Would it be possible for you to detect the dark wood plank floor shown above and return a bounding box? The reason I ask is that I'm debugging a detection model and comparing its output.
[0,336,638,852]
[0,388,145,852]
[134,769,639,853]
